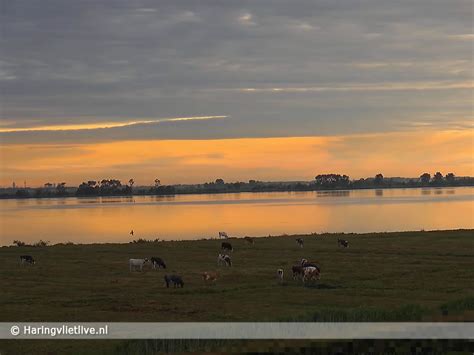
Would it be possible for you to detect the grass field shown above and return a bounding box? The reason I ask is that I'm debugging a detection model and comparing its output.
[1,229,473,354]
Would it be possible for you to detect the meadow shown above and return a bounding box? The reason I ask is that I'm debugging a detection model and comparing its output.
[1,230,473,354]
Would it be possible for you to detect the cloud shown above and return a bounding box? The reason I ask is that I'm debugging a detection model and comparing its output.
[237,13,256,26]
[135,8,157,13]
[232,81,473,93]
[449,34,474,40]
[0,116,228,133]
[0,0,472,143]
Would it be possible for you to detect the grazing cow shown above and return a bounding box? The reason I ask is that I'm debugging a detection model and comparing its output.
[221,242,233,252]
[217,253,232,267]
[296,238,304,248]
[202,271,219,282]
[303,266,321,283]
[19,255,35,265]
[338,238,349,248]
[301,259,321,273]
[218,231,229,239]
[292,265,305,279]
[244,236,254,244]
[164,275,184,288]
[129,258,149,272]
[277,268,284,281]
[151,257,166,269]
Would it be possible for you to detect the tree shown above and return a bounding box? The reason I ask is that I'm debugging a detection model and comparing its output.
[56,182,66,195]
[98,179,122,195]
[445,173,455,183]
[420,173,431,184]
[314,174,350,188]
[129,179,135,188]
[154,179,161,187]
[77,181,99,196]
[215,178,225,185]
[374,173,384,185]
[432,172,443,183]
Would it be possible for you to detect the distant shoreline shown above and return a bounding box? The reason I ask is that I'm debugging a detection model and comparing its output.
[1,180,473,200]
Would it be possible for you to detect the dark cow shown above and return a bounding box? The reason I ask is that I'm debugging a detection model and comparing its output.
[296,238,304,248]
[151,257,167,269]
[291,265,305,279]
[221,242,233,252]
[20,255,35,265]
[164,275,184,288]
[338,238,349,248]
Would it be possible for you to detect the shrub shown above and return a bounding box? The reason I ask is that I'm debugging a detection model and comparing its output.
[33,240,50,247]
[130,238,160,244]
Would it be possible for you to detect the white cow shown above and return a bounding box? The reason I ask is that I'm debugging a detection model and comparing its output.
[217,253,232,266]
[277,268,284,281]
[302,266,320,283]
[218,231,229,239]
[129,258,149,272]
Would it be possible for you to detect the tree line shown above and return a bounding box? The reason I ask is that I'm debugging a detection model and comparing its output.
[2,172,473,199]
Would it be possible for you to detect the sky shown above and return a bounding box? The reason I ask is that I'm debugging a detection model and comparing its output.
[0,0,472,186]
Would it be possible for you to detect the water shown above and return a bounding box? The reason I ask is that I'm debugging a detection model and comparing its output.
[0,187,472,245]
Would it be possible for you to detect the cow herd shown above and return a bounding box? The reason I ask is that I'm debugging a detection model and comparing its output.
[17,233,350,288]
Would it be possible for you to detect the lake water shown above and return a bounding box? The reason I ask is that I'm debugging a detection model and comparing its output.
[0,187,472,245]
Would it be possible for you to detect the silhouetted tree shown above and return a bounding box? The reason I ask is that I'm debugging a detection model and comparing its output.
[445,173,455,183]
[56,182,67,196]
[77,181,99,196]
[374,173,384,185]
[314,174,350,188]
[154,179,161,187]
[215,178,225,185]
[420,173,431,184]
[433,172,443,184]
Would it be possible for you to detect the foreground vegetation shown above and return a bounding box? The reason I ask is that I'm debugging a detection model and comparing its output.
[1,230,473,354]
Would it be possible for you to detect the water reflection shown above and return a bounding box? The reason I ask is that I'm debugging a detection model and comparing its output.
[0,187,472,245]
[316,190,350,197]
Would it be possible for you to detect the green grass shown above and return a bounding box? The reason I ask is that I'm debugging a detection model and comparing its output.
[0,230,473,354]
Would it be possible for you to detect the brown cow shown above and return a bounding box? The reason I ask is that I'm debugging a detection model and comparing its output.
[202,271,219,282]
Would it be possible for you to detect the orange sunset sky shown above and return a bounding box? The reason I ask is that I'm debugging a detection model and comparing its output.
[1,129,473,186]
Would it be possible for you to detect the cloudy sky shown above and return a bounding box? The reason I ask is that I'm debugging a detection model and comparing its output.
[0,0,472,186]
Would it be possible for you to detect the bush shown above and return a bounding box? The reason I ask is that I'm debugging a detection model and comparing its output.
[130,238,160,244]
[33,240,50,247]
[13,240,26,247]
